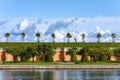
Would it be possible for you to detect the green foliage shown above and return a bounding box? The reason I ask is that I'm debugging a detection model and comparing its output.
[81,48,88,62]
[3,61,120,65]
[81,33,86,43]
[1,42,119,63]
[77,48,84,55]
[41,54,45,62]
[113,48,120,56]
[111,33,116,43]
[5,44,55,62]
[72,48,77,62]
[66,49,72,55]
[26,46,38,62]
[35,32,40,42]
[46,54,54,62]
[88,48,100,62]
[36,45,42,53]
[21,32,25,42]
[18,46,30,62]
[67,47,77,62]
[99,54,106,61]
[6,47,21,62]
[88,47,114,62]
[1,42,120,48]
[97,33,101,43]
[40,44,55,62]
[51,33,55,42]
[4,33,10,42]
[66,33,72,43]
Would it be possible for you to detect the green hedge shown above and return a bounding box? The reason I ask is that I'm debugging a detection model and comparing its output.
[0,42,120,48]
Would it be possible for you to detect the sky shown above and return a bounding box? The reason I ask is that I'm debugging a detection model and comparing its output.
[0,0,120,42]
[0,0,120,19]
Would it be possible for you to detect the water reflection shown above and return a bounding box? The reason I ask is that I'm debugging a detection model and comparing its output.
[0,69,120,80]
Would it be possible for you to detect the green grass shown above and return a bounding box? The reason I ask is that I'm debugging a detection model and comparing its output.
[1,61,120,65]
[75,61,120,65]
[2,61,59,65]
[0,42,120,48]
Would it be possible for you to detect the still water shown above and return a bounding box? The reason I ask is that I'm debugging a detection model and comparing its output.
[0,69,120,80]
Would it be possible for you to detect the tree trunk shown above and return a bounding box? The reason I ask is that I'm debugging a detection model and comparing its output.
[14,56,17,63]
[67,38,69,43]
[37,37,39,43]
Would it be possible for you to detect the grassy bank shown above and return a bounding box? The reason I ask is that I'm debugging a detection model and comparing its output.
[0,42,120,48]
[1,61,120,65]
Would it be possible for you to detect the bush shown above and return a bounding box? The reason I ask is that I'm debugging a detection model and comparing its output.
[81,48,88,62]
[99,54,106,62]
[46,54,54,62]
[21,56,30,62]
[71,49,77,62]
[41,54,45,62]
[93,55,99,62]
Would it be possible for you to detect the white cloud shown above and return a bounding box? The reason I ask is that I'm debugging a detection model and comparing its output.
[93,26,111,35]
[20,19,29,31]
[0,17,120,42]
[54,30,65,42]
[101,37,112,42]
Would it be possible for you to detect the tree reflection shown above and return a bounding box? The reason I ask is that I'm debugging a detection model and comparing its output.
[42,71,53,80]
[1,69,120,80]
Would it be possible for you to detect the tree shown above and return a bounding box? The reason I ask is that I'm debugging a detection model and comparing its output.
[40,44,55,62]
[5,33,10,42]
[99,47,107,61]
[81,33,86,43]
[97,33,101,43]
[51,33,55,42]
[6,47,20,62]
[66,32,72,43]
[36,45,42,61]
[19,46,29,62]
[21,32,26,42]
[88,47,114,62]
[88,47,100,62]
[113,48,120,57]
[26,46,38,62]
[81,48,89,62]
[35,32,40,42]
[111,33,116,43]
[74,38,77,43]
[67,47,77,62]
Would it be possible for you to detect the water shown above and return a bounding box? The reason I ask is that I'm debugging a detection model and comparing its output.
[0,69,120,80]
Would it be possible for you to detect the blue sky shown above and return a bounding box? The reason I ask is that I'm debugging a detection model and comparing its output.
[0,0,120,19]
[0,0,120,42]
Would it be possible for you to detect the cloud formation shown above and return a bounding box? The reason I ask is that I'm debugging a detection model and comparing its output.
[0,17,120,42]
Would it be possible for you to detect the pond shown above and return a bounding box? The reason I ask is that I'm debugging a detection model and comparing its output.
[0,69,120,80]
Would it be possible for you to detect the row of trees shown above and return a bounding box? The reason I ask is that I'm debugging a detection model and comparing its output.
[6,44,55,62]
[4,32,41,42]
[4,32,117,43]
[67,47,114,62]
[4,44,116,62]
[66,32,117,43]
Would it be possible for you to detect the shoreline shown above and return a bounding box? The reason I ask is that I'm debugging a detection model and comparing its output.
[0,65,120,69]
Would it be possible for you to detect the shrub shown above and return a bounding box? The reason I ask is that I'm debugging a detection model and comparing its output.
[81,48,88,62]
[46,54,54,62]
[71,49,77,62]
[99,54,106,62]
[41,44,55,62]
[67,47,77,62]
